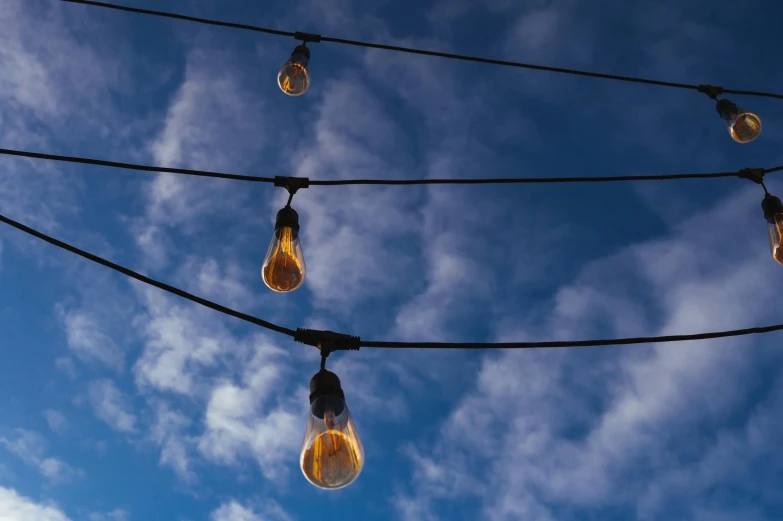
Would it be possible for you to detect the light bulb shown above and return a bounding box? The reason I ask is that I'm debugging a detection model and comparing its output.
[716,99,761,143]
[300,370,364,490]
[262,206,306,292]
[762,193,783,265]
[278,45,310,96]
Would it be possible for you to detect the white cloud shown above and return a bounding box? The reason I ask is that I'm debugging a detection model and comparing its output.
[197,340,301,479]
[503,1,593,66]
[211,500,292,521]
[0,429,82,483]
[88,379,137,433]
[0,0,125,124]
[0,486,71,521]
[133,289,239,397]
[132,279,303,483]
[211,502,261,521]
[0,0,132,236]
[38,458,76,482]
[177,257,257,310]
[329,355,408,422]
[42,410,67,433]
[59,308,124,372]
[139,47,267,238]
[291,77,422,308]
[89,509,129,521]
[149,400,196,483]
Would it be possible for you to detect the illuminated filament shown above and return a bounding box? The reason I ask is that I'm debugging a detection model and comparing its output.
[730,112,762,143]
[262,226,304,292]
[769,214,783,265]
[301,424,363,489]
[279,62,309,96]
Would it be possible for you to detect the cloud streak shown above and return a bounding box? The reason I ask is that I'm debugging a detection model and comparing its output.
[0,429,82,483]
[88,379,138,433]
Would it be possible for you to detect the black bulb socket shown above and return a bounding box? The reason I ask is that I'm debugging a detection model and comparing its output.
[274,206,299,233]
[292,45,310,60]
[762,193,783,222]
[716,98,739,116]
[309,369,345,418]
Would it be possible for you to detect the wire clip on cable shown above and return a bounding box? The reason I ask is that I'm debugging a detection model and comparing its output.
[739,168,766,184]
[275,176,310,195]
[295,329,361,354]
[698,84,725,100]
[294,31,322,43]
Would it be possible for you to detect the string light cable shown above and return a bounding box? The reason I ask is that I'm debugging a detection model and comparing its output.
[3,209,783,350]
[59,0,783,101]
[2,146,782,186]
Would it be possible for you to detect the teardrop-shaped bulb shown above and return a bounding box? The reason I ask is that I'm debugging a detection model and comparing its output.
[767,214,783,265]
[278,45,310,96]
[717,99,761,143]
[262,207,305,292]
[300,394,364,490]
[762,194,783,266]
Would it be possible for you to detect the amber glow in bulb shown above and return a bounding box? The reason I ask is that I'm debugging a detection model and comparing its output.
[717,99,761,143]
[262,206,305,292]
[278,45,310,96]
[301,371,364,490]
[768,214,783,265]
[763,194,783,265]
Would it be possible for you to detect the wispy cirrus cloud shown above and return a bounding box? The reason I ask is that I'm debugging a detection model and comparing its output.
[0,429,83,483]
[88,379,138,434]
[88,509,129,521]
[43,410,68,434]
[58,307,125,372]
[149,400,196,483]
[211,499,293,521]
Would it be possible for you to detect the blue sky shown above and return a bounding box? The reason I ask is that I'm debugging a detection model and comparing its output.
[1,0,783,519]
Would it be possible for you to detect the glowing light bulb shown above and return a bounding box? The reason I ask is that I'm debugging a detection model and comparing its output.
[300,370,364,490]
[262,206,306,292]
[762,193,783,265]
[717,99,761,143]
[278,45,310,96]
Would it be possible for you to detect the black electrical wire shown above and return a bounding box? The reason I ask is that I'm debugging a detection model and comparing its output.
[60,0,783,101]
[60,0,296,37]
[0,148,274,183]
[0,212,295,337]
[3,146,780,186]
[308,172,748,185]
[359,325,783,349]
[2,211,783,351]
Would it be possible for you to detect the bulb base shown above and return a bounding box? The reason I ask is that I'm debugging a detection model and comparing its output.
[292,45,310,60]
[309,370,345,418]
[762,194,783,222]
[275,206,299,231]
[309,369,345,403]
[716,98,738,116]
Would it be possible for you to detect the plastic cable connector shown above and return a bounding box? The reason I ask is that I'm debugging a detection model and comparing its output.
[294,31,322,43]
[274,176,310,194]
[295,328,361,352]
[698,84,725,100]
[738,168,766,184]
